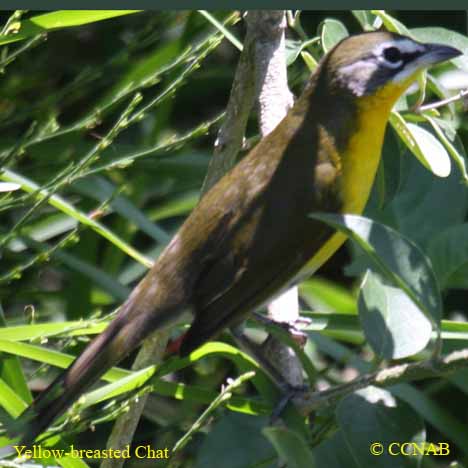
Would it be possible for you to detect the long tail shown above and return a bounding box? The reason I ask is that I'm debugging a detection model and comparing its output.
[8,279,186,447]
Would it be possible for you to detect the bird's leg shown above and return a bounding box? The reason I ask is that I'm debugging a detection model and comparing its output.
[252,311,311,348]
[231,322,309,422]
[230,325,290,389]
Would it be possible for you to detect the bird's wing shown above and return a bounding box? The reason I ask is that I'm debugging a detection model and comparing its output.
[180,213,332,355]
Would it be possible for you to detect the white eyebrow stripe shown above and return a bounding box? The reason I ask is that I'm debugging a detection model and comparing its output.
[374,39,425,56]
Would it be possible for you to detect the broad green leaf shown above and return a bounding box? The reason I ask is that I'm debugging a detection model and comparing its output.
[286,37,320,66]
[263,426,316,468]
[302,313,468,343]
[195,414,275,468]
[376,148,467,248]
[371,126,403,211]
[316,332,468,456]
[352,11,378,31]
[428,224,468,289]
[358,271,432,359]
[320,19,348,53]
[371,11,411,36]
[314,430,360,468]
[424,115,468,183]
[392,384,468,454]
[337,386,425,468]
[390,112,451,178]
[300,51,318,72]
[310,214,442,326]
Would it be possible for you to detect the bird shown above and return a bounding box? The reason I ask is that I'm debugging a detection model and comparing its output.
[3,31,461,449]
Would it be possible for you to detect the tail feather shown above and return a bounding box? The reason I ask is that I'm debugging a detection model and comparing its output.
[9,295,184,447]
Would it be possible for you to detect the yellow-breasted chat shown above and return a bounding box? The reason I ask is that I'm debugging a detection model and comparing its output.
[3,31,461,448]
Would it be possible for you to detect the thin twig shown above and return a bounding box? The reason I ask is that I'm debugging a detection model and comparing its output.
[173,371,256,452]
[297,348,468,412]
[417,88,468,112]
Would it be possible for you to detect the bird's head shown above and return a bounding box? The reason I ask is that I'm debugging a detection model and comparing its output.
[321,31,461,105]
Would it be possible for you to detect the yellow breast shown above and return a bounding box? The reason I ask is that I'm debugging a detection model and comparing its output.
[302,82,406,275]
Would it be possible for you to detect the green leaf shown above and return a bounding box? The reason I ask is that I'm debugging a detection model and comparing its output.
[286,37,319,66]
[392,384,468,454]
[358,271,432,359]
[314,430,360,468]
[352,11,378,31]
[7,213,77,252]
[375,148,467,249]
[195,414,275,468]
[58,457,91,468]
[0,321,107,341]
[0,168,153,268]
[424,115,468,183]
[0,378,28,417]
[337,386,425,468]
[73,176,170,244]
[54,250,131,302]
[0,182,20,192]
[198,10,242,51]
[263,426,316,468]
[428,224,468,289]
[0,11,141,46]
[0,339,272,419]
[80,366,156,408]
[0,305,32,404]
[373,126,403,210]
[310,214,442,326]
[371,11,411,36]
[300,51,318,72]
[320,19,348,53]
[390,112,451,178]
[299,277,357,315]
[301,313,468,343]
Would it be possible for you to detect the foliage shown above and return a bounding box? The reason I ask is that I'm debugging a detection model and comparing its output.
[0,9,467,468]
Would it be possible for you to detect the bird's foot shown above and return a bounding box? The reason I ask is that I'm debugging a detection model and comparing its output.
[270,383,309,423]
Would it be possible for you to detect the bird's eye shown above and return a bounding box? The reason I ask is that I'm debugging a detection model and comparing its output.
[383,46,402,64]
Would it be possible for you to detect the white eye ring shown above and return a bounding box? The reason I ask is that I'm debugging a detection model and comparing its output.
[373,42,404,69]
[379,54,403,69]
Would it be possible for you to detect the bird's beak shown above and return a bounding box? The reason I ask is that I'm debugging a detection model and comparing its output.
[421,43,462,66]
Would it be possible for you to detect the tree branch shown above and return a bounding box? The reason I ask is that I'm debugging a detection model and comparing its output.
[297,348,468,413]
[201,15,256,194]
[245,10,303,389]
